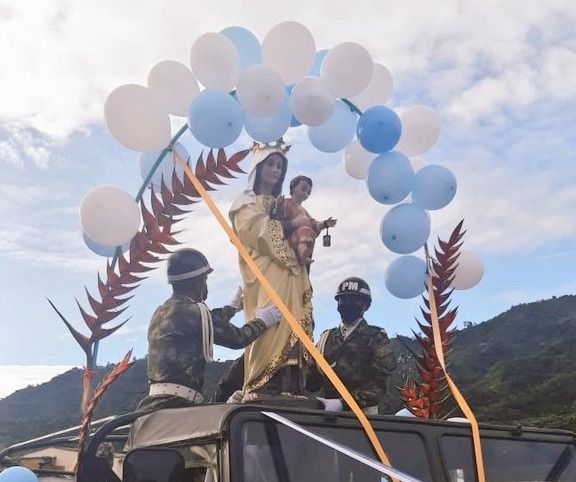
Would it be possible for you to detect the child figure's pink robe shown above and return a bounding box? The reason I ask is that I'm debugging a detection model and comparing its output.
[279,197,321,266]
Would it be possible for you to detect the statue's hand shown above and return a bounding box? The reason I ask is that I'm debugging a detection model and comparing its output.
[324,217,337,228]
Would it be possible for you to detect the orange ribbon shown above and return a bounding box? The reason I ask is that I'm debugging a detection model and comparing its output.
[426,266,486,482]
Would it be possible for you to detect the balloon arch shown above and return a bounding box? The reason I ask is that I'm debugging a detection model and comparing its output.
[83,21,482,300]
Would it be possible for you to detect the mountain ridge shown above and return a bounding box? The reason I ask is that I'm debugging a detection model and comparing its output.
[1,294,575,448]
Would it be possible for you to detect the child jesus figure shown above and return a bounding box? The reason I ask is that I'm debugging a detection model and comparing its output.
[277,175,337,266]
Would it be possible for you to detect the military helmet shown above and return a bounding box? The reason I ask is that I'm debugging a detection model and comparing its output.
[166,248,213,283]
[335,277,372,301]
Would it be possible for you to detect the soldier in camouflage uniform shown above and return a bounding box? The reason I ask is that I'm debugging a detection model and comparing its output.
[306,277,396,414]
[137,248,281,412]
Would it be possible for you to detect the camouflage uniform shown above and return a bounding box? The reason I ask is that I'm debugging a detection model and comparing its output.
[306,319,396,410]
[137,295,267,411]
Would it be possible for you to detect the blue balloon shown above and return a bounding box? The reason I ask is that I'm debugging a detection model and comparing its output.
[379,203,430,254]
[188,90,244,148]
[245,92,291,143]
[385,255,428,299]
[307,100,357,152]
[366,151,414,204]
[83,233,130,257]
[308,49,328,76]
[357,106,402,153]
[220,26,262,70]
[412,164,457,210]
[0,466,39,482]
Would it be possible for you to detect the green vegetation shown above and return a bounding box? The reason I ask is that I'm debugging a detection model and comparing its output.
[1,295,575,448]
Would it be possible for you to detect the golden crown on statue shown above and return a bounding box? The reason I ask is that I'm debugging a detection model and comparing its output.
[251,138,291,154]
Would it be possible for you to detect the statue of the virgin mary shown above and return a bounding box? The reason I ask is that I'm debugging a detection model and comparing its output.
[229,142,314,399]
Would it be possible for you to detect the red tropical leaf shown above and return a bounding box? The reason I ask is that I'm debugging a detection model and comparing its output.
[215,148,237,178]
[48,299,91,357]
[90,318,130,341]
[399,220,465,419]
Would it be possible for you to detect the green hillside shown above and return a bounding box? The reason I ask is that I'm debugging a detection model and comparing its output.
[448,295,576,430]
[1,294,575,448]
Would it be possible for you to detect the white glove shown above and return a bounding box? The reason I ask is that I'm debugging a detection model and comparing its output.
[227,286,243,312]
[317,397,343,412]
[226,390,244,404]
[255,305,282,328]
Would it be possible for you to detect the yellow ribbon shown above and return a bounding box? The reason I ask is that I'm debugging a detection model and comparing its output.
[426,266,486,482]
[176,155,394,470]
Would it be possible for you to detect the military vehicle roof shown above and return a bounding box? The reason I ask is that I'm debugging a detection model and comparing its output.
[126,404,238,449]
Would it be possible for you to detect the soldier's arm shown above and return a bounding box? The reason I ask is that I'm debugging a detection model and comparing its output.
[212,308,268,349]
[349,329,397,408]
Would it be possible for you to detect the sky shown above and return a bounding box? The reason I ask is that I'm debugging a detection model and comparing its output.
[1,0,575,399]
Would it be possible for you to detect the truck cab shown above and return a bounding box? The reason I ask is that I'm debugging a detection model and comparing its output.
[70,403,576,482]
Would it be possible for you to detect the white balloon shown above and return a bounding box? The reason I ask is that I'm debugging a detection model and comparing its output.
[343,140,375,179]
[104,84,171,152]
[190,32,239,91]
[396,105,441,156]
[236,64,285,116]
[262,21,316,84]
[290,77,334,126]
[147,60,200,117]
[350,63,394,111]
[80,186,141,247]
[451,250,484,290]
[321,42,374,98]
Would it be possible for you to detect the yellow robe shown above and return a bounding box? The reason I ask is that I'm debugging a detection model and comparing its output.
[232,194,314,394]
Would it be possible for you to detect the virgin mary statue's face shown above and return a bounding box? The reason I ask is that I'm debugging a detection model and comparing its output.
[258,153,285,194]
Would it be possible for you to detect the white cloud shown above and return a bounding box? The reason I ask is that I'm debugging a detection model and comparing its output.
[446,67,538,122]
[0,365,77,399]
[541,47,576,100]
[1,0,575,140]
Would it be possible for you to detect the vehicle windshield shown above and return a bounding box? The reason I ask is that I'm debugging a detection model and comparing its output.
[441,435,576,481]
[238,420,432,482]
[236,420,576,482]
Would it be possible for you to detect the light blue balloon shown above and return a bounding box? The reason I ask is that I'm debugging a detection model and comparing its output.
[379,203,430,254]
[0,466,39,482]
[385,255,428,299]
[366,151,414,204]
[412,164,457,210]
[357,106,402,153]
[220,26,262,70]
[307,100,357,153]
[188,90,244,148]
[245,92,291,143]
[83,233,130,257]
[308,49,328,76]
[139,142,187,192]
